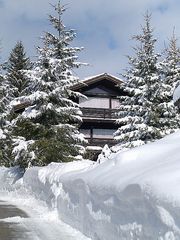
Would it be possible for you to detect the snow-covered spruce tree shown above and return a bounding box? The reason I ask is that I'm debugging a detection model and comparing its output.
[156,32,180,133]
[0,42,32,168]
[114,12,179,151]
[160,32,180,91]
[5,41,32,99]
[0,58,13,166]
[14,1,86,166]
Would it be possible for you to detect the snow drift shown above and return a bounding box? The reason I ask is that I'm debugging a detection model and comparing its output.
[2,131,180,239]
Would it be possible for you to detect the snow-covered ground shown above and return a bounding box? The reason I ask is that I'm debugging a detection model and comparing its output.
[0,163,92,240]
[0,199,90,240]
[1,131,180,239]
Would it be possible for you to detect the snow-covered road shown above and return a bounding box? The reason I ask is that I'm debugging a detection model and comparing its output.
[0,201,29,239]
[0,198,90,240]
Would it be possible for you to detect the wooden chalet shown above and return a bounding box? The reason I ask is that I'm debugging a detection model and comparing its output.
[72,73,125,155]
[13,73,125,160]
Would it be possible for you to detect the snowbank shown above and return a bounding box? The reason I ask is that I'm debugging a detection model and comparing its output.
[0,166,24,190]
[2,132,180,239]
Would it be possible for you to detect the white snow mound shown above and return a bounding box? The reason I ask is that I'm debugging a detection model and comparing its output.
[2,131,180,239]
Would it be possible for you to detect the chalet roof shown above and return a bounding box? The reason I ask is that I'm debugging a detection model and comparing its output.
[72,73,123,91]
[13,73,123,113]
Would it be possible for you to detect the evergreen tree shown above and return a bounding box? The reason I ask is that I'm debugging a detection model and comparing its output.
[0,70,5,121]
[5,41,32,98]
[0,70,6,164]
[0,57,13,166]
[157,32,180,134]
[114,13,179,151]
[0,42,32,168]
[13,1,86,167]
[160,32,180,91]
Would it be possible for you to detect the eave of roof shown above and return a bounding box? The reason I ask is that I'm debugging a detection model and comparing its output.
[72,73,123,90]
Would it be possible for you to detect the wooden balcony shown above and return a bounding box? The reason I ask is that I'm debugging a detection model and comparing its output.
[81,107,119,120]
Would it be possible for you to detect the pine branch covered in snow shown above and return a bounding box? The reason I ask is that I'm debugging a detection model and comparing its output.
[97,144,112,164]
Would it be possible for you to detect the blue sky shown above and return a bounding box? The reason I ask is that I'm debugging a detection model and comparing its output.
[0,0,180,79]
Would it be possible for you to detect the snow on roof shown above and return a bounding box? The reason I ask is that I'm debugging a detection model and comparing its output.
[72,73,123,90]
[83,73,123,83]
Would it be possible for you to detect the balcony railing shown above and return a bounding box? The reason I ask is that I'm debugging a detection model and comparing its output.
[81,107,119,119]
[87,137,116,147]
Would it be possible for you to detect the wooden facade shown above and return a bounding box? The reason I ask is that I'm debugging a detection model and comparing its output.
[72,73,125,153]
[13,73,125,158]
